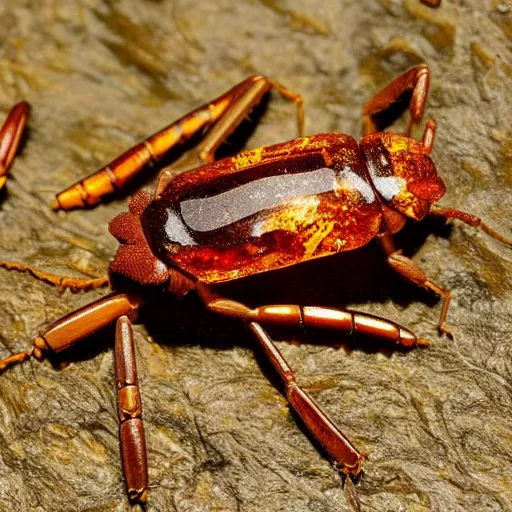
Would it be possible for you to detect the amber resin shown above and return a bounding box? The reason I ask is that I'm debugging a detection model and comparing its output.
[141,134,384,283]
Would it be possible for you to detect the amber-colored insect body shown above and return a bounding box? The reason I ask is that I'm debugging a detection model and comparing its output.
[1,67,510,505]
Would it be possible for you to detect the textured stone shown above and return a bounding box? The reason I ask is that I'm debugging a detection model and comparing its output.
[0,1,510,511]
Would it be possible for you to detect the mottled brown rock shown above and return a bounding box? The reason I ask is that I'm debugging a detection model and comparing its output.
[0,1,511,511]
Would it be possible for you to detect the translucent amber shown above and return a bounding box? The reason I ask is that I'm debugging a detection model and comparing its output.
[141,134,383,283]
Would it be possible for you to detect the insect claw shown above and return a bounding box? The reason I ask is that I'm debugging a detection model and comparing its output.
[438,323,454,339]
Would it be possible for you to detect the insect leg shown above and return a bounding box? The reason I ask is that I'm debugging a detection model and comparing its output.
[267,78,304,137]
[362,64,431,138]
[0,260,108,291]
[52,91,232,210]
[0,292,141,373]
[378,232,453,337]
[115,316,148,505]
[195,286,370,475]
[197,284,427,349]
[194,76,304,164]
[430,206,512,248]
[195,284,431,476]
[154,75,276,195]
[154,76,304,195]
[53,76,303,210]
[422,119,436,153]
[0,102,29,190]
[248,321,367,477]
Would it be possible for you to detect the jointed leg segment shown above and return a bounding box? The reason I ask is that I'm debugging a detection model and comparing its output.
[197,284,426,349]
[52,76,304,210]
[387,250,452,337]
[115,316,148,504]
[377,204,512,336]
[0,291,146,503]
[0,337,47,373]
[362,64,431,138]
[430,206,512,248]
[196,283,428,477]
[378,232,453,336]
[248,322,366,476]
[0,260,109,292]
[193,76,304,165]
[0,292,141,372]
[154,76,303,196]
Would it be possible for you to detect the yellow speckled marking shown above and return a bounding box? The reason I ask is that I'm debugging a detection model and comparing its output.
[393,190,423,220]
[303,221,334,259]
[262,197,320,234]
[232,147,263,169]
[389,138,409,153]
[258,196,336,259]
[404,205,416,217]
[296,136,310,149]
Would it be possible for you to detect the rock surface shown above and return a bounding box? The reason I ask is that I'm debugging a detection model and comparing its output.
[0,1,510,511]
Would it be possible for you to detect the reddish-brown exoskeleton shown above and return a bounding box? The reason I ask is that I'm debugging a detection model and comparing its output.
[1,66,510,505]
[0,102,29,192]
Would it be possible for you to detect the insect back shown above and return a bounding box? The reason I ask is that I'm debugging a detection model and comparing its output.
[141,134,384,284]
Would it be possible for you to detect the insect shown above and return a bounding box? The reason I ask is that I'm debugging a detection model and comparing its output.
[1,65,510,505]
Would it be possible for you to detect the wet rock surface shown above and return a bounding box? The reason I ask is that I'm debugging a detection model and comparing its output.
[0,1,511,511]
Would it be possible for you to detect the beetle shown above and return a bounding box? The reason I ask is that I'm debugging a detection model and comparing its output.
[0,65,510,505]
